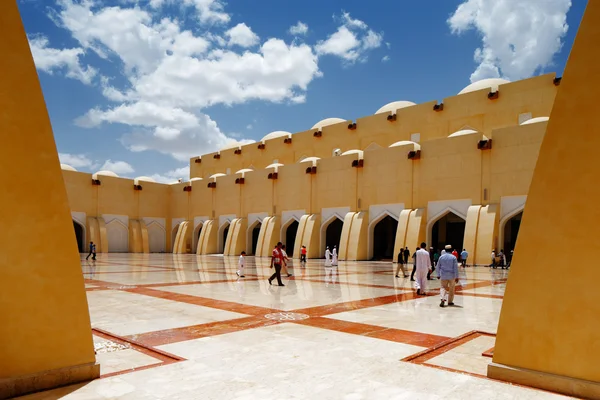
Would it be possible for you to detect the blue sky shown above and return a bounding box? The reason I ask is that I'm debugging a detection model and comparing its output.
[20,0,586,182]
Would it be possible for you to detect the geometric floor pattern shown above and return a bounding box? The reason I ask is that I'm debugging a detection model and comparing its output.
[16,254,572,399]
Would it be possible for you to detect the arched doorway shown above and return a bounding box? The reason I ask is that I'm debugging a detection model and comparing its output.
[431,212,466,252]
[251,223,261,255]
[147,222,166,253]
[172,224,180,250]
[193,223,203,253]
[503,211,523,252]
[325,218,343,254]
[285,220,299,257]
[73,220,84,253]
[220,223,230,253]
[373,215,398,260]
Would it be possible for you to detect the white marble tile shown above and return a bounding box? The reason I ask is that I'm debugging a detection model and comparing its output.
[325,294,503,337]
[96,348,162,375]
[427,335,496,376]
[87,290,248,336]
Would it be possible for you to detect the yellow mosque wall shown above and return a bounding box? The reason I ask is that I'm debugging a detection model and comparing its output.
[0,1,99,397]
[60,71,560,263]
[488,2,600,397]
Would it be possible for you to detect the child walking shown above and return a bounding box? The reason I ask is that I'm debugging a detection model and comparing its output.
[236,251,246,278]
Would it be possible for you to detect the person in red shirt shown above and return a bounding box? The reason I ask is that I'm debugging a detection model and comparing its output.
[452,249,459,260]
[268,242,285,286]
[300,245,307,266]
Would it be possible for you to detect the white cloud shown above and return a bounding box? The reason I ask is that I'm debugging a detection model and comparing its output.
[149,165,190,183]
[448,0,571,82]
[100,160,135,175]
[29,35,97,84]
[316,12,383,63]
[382,55,390,62]
[246,124,253,130]
[289,21,308,36]
[225,23,259,47]
[59,153,97,169]
[37,2,385,165]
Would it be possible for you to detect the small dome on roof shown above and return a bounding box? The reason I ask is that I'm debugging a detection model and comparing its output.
[389,141,421,150]
[134,176,156,184]
[311,118,346,130]
[209,173,227,179]
[520,116,549,125]
[341,149,364,158]
[458,78,510,95]
[236,168,254,174]
[60,164,77,172]
[94,170,119,178]
[266,163,284,169]
[299,156,320,164]
[261,131,292,142]
[375,101,416,115]
[449,129,479,138]
[220,141,243,151]
[190,177,203,181]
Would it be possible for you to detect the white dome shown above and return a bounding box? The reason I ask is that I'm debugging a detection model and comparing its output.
[60,164,77,172]
[236,168,254,174]
[374,101,416,115]
[266,163,284,169]
[449,129,479,138]
[261,131,292,142]
[311,118,346,130]
[458,78,510,95]
[299,157,320,164]
[220,142,242,151]
[190,177,203,181]
[341,149,364,158]
[521,116,549,125]
[134,176,156,184]
[93,170,119,178]
[209,173,227,179]
[389,141,421,150]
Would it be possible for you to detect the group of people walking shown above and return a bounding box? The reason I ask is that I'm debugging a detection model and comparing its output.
[396,243,461,308]
[324,245,338,267]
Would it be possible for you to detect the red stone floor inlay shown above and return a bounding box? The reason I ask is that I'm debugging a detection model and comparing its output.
[126,316,281,347]
[294,317,451,348]
[92,327,185,378]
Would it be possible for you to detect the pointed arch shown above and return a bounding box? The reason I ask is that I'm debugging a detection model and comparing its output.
[146,221,166,253]
[367,210,399,260]
[320,214,344,255]
[426,208,467,252]
[105,219,129,253]
[499,205,525,252]
[247,219,262,256]
[192,222,204,254]
[72,219,86,253]
[218,221,231,253]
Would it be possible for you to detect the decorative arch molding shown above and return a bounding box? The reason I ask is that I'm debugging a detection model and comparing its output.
[321,207,350,229]
[219,214,237,227]
[367,208,401,260]
[248,212,268,229]
[319,212,347,256]
[194,216,210,231]
[105,218,129,253]
[280,209,305,241]
[368,203,403,225]
[142,217,165,230]
[218,215,236,253]
[71,211,86,229]
[498,196,527,251]
[364,142,382,152]
[103,214,129,228]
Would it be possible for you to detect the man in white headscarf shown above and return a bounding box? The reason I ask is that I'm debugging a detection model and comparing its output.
[415,242,432,295]
[332,245,338,266]
[325,246,332,267]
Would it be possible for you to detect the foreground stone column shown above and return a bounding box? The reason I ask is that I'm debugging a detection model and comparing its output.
[488,3,600,398]
[0,1,99,398]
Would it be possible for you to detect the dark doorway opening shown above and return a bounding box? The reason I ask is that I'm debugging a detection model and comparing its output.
[73,221,84,252]
[285,220,299,257]
[325,218,343,253]
[431,212,466,253]
[252,223,262,255]
[373,216,398,260]
[195,225,203,251]
[222,225,230,253]
[503,212,523,253]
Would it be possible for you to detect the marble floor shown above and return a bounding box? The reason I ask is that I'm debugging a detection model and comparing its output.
[17,254,573,399]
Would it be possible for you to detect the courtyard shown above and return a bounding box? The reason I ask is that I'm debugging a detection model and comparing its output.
[16,254,571,399]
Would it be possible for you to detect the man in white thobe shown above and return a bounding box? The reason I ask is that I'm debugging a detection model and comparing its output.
[415,242,432,295]
[325,246,332,267]
[332,246,338,266]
